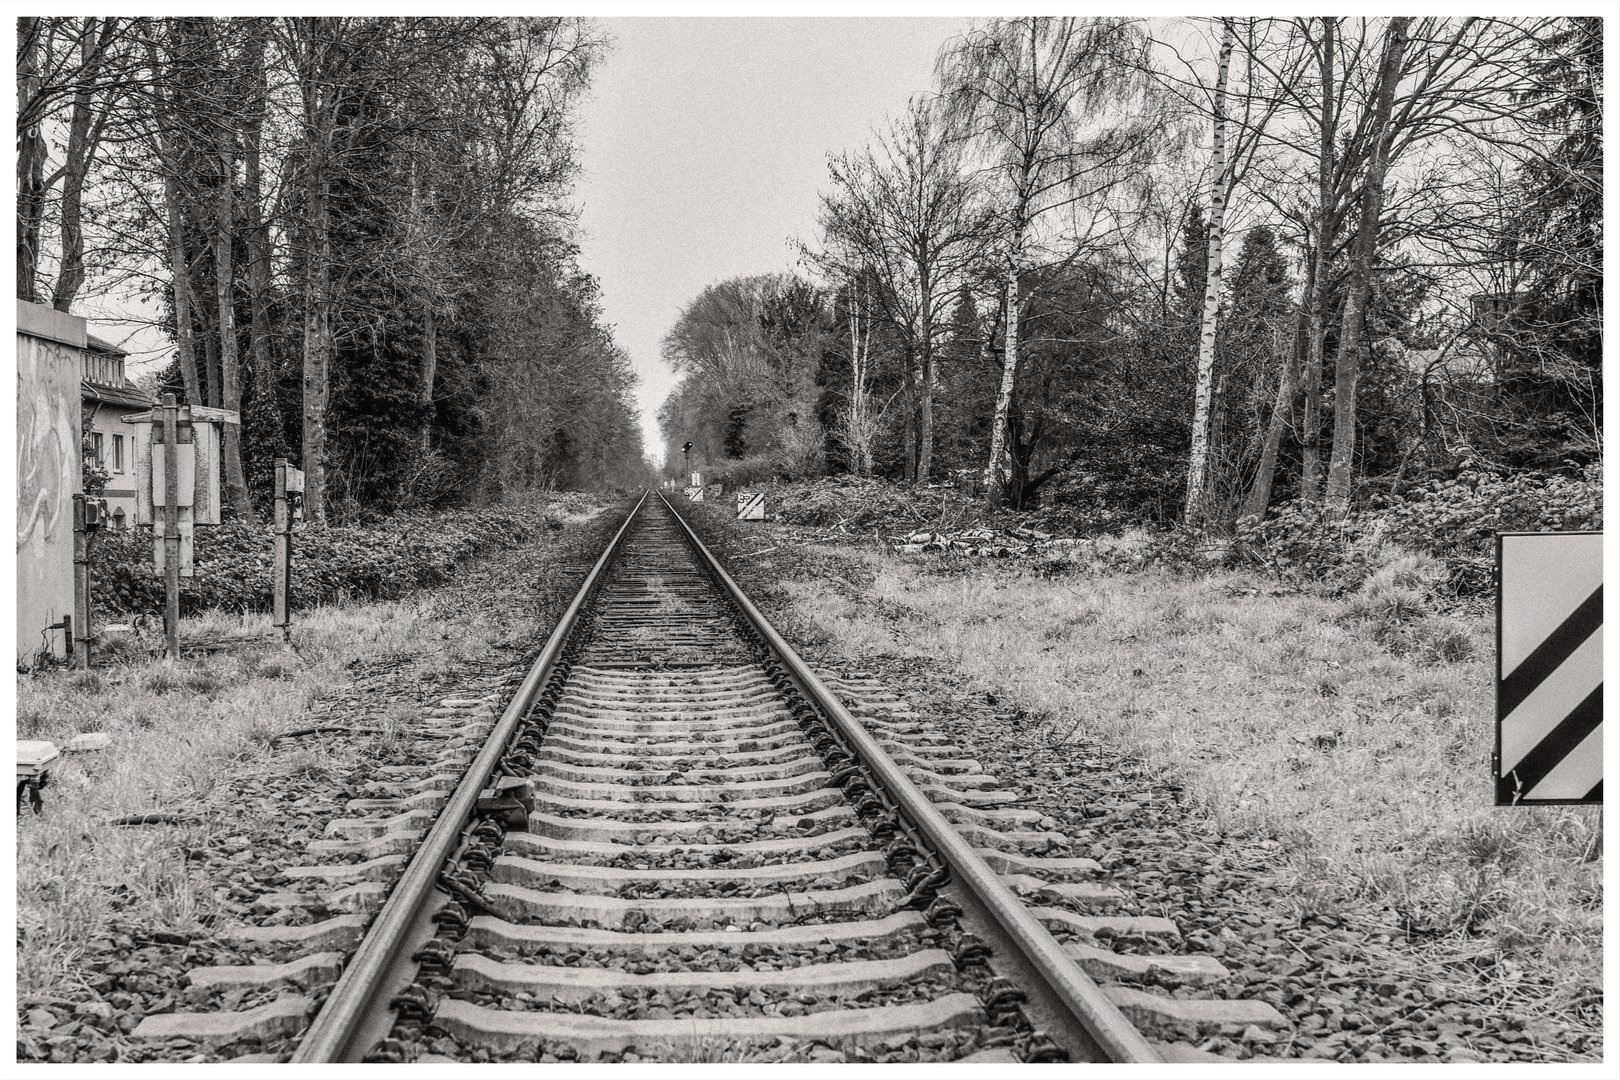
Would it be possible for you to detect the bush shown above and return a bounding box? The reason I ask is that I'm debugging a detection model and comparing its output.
[1376,464,1601,594]
[92,504,558,617]
[696,455,779,491]
[1230,465,1601,597]
[766,475,1015,536]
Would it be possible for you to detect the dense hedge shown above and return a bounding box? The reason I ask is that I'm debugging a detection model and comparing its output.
[91,505,567,616]
[1229,465,1602,595]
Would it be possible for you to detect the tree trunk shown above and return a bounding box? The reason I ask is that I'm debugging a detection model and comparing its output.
[215,128,256,523]
[302,167,332,524]
[1243,262,1313,519]
[199,262,223,408]
[1324,17,1410,514]
[242,18,284,455]
[1183,21,1234,524]
[901,343,917,483]
[983,265,1019,504]
[162,174,203,404]
[916,271,935,484]
[420,303,437,453]
[50,18,115,313]
[17,18,47,303]
[1300,17,1336,503]
[918,352,935,484]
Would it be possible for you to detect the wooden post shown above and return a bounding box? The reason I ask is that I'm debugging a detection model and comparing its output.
[162,393,180,660]
[72,494,91,669]
[273,458,290,639]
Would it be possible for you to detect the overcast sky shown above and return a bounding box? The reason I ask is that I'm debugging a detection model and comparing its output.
[573,17,965,465]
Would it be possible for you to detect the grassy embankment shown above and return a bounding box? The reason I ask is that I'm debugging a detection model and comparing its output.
[750,532,1601,1029]
[14,499,610,1003]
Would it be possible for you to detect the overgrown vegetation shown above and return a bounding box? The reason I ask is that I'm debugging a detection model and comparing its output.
[89,499,596,617]
[743,462,1600,601]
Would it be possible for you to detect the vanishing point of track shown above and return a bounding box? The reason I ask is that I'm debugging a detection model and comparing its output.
[136,491,1289,1062]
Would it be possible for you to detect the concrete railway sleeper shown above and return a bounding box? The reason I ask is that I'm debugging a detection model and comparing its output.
[130,491,1286,1062]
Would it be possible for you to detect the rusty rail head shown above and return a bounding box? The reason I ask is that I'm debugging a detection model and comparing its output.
[656,490,1162,1064]
[290,491,648,1062]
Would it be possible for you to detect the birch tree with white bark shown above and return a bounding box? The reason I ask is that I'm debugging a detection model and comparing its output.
[938,16,1167,506]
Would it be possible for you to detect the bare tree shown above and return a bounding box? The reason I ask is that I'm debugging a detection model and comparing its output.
[16,17,137,307]
[1323,18,1411,513]
[810,96,993,482]
[939,16,1166,505]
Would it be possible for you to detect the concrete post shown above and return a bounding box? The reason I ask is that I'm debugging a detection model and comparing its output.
[72,494,90,669]
[161,393,180,660]
[273,458,290,639]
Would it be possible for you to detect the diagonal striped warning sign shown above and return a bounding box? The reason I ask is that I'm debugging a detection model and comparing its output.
[736,491,765,520]
[1495,531,1603,805]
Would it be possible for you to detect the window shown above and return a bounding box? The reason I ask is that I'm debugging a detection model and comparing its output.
[112,508,126,530]
[113,433,124,472]
[91,431,104,465]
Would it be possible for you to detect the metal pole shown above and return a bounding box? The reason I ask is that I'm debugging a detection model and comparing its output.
[162,393,180,660]
[72,495,90,669]
[273,458,290,640]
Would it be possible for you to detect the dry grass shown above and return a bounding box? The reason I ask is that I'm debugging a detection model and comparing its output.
[13,591,535,1002]
[777,548,1602,970]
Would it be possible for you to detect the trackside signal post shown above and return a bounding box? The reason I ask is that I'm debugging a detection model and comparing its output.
[124,395,234,659]
[71,493,108,667]
[1495,531,1602,805]
[273,459,305,640]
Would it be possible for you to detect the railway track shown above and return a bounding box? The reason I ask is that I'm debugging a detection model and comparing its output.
[132,491,1288,1063]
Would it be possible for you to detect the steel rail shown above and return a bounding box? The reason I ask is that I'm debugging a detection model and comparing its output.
[657,490,1162,1064]
[290,490,649,1063]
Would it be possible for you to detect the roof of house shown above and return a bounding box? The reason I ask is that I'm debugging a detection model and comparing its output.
[81,379,155,411]
[85,333,128,358]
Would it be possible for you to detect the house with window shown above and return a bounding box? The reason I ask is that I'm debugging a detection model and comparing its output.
[80,333,154,530]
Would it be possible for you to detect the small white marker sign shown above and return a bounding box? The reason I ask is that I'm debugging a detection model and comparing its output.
[1496,531,1602,805]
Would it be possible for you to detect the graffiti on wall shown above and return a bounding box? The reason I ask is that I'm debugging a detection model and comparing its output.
[16,328,81,666]
[16,336,79,556]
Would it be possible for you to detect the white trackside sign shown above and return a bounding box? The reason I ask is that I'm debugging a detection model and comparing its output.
[736,491,764,520]
[1495,531,1602,805]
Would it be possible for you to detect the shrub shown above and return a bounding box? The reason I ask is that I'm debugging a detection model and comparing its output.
[92,504,557,617]
[1229,500,1367,585]
[698,455,779,490]
[1231,465,1600,597]
[1376,464,1601,594]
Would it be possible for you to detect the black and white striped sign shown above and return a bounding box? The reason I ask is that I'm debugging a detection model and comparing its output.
[1496,531,1602,805]
[683,486,703,502]
[736,491,765,520]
